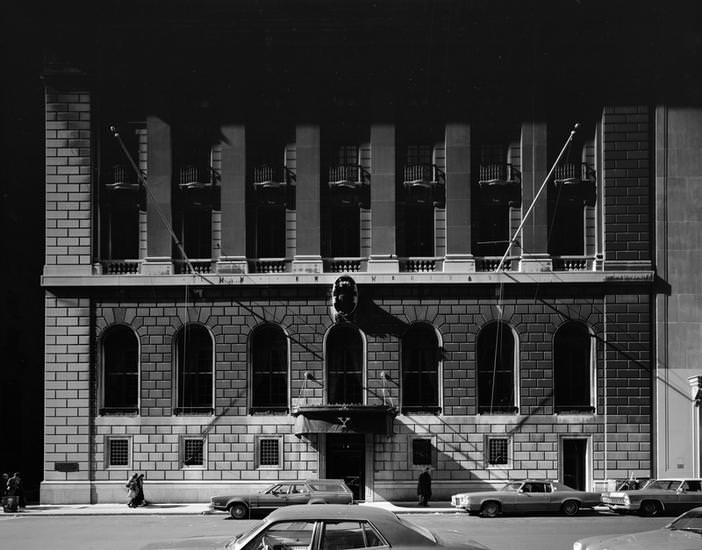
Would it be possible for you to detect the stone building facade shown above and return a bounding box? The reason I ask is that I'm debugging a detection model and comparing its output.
[39,5,675,504]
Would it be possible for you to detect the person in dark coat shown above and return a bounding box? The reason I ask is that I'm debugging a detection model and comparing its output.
[417,467,432,506]
[7,473,25,509]
[126,473,139,508]
[135,473,147,506]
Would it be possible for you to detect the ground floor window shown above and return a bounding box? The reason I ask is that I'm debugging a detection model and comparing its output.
[182,437,205,468]
[411,438,433,466]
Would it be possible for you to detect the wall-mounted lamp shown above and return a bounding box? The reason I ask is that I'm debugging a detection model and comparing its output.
[303,371,314,381]
[380,371,390,381]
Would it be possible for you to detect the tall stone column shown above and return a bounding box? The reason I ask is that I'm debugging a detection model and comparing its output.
[217,124,248,273]
[368,122,398,272]
[142,115,173,275]
[519,121,551,271]
[293,124,323,272]
[443,122,474,271]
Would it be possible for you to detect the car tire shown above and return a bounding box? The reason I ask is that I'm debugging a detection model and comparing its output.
[229,502,248,519]
[561,500,580,516]
[480,501,500,518]
[639,501,660,517]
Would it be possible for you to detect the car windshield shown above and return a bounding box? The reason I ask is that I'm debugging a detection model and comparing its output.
[502,482,524,492]
[264,484,285,494]
[396,515,437,543]
[645,480,681,491]
[669,509,702,532]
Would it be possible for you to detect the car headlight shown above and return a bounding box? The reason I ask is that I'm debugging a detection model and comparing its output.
[573,542,582,550]
[622,495,630,505]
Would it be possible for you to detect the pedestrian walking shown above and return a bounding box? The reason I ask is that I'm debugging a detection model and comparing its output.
[126,473,139,508]
[135,473,147,506]
[7,473,25,510]
[417,467,432,506]
[1,473,8,498]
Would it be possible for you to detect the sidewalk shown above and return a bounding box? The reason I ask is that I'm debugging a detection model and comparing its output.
[2,501,461,517]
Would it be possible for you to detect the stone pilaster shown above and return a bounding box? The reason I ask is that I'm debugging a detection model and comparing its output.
[292,124,323,273]
[217,124,248,273]
[519,121,551,271]
[142,115,173,275]
[368,122,398,272]
[443,123,475,272]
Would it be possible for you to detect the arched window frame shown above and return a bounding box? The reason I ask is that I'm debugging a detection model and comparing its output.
[248,323,290,414]
[553,321,595,413]
[173,323,215,415]
[476,321,519,414]
[400,322,442,414]
[100,324,140,415]
[323,323,366,405]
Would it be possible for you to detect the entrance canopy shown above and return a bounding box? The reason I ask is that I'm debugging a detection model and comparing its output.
[292,404,397,436]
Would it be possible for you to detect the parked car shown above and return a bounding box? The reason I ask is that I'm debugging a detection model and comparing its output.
[211,479,354,519]
[224,504,492,550]
[601,478,702,516]
[573,506,702,550]
[451,479,602,517]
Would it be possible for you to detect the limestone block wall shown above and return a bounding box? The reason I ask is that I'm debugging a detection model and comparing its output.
[44,86,93,276]
[41,283,652,503]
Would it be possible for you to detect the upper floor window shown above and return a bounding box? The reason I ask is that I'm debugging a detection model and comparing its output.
[100,123,144,263]
[176,324,213,413]
[477,322,516,414]
[553,321,592,413]
[326,324,363,405]
[251,324,288,412]
[102,325,139,413]
[401,323,439,412]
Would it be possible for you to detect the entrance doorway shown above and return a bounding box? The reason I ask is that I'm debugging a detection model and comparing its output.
[326,434,365,501]
[562,438,587,490]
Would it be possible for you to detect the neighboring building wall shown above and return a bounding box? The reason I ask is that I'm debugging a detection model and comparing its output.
[655,106,702,477]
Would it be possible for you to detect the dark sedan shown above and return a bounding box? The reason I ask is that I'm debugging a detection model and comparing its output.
[224,504,491,550]
[211,480,353,519]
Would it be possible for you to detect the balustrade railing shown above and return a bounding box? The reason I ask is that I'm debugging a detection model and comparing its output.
[403,164,444,184]
[173,259,214,274]
[248,258,289,273]
[478,163,520,184]
[178,165,220,188]
[323,258,363,273]
[398,257,438,272]
[554,162,595,184]
[551,256,594,271]
[252,165,295,187]
[101,259,141,274]
[475,257,515,272]
[328,165,370,185]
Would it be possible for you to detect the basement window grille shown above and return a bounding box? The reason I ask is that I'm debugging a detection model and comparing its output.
[183,438,205,467]
[108,438,130,467]
[259,438,280,467]
[487,438,509,465]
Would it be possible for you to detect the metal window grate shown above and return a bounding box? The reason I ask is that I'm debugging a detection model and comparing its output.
[488,438,508,465]
[184,439,204,466]
[412,439,432,466]
[109,438,129,466]
[259,439,280,466]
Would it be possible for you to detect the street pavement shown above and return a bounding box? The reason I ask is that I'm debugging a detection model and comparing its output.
[0,508,672,550]
[1,500,460,516]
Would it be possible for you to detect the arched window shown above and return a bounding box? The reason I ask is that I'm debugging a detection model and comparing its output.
[401,323,439,412]
[554,322,592,412]
[251,324,288,411]
[176,324,213,413]
[477,322,516,414]
[326,325,363,404]
[102,325,139,413]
